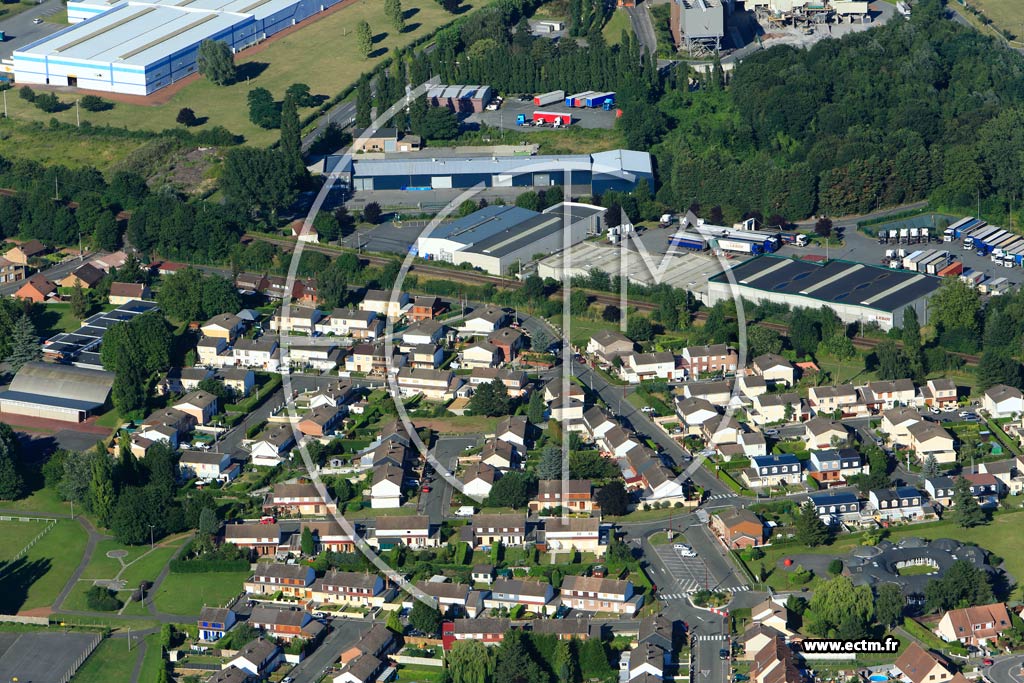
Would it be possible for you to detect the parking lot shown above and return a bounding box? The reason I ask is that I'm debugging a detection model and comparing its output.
[651,542,748,597]
[467,97,618,131]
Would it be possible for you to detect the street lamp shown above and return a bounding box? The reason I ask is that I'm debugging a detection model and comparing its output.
[149,524,155,550]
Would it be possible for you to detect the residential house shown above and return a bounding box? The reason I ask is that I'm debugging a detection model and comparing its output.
[269,306,324,334]
[638,613,675,652]
[141,407,196,441]
[165,366,213,394]
[744,454,801,488]
[625,643,667,681]
[680,343,738,379]
[224,639,281,679]
[737,374,768,398]
[710,508,765,549]
[752,354,796,386]
[235,272,269,295]
[495,417,530,452]
[396,367,459,401]
[486,327,525,363]
[960,473,1001,508]
[532,619,592,640]
[869,487,926,521]
[248,606,323,642]
[908,422,956,464]
[306,380,355,409]
[59,263,104,289]
[983,384,1024,418]
[681,380,733,405]
[108,282,150,304]
[621,351,679,383]
[750,393,802,426]
[582,407,617,441]
[402,320,446,347]
[408,344,444,370]
[549,394,585,424]
[601,426,642,459]
[894,642,953,683]
[201,313,245,342]
[209,666,250,683]
[345,342,404,375]
[244,563,316,596]
[750,636,803,683]
[359,289,410,319]
[297,405,343,437]
[587,330,635,365]
[751,599,793,636]
[262,482,330,516]
[339,624,397,665]
[804,417,848,449]
[739,624,784,661]
[179,450,236,483]
[860,379,917,412]
[371,465,404,509]
[542,517,604,554]
[472,564,494,586]
[925,476,957,507]
[481,439,516,470]
[232,338,280,371]
[317,309,384,340]
[808,384,862,418]
[935,602,1012,647]
[285,344,343,372]
[461,342,503,369]
[559,575,639,615]
[4,239,47,264]
[808,491,862,523]
[484,578,555,614]
[462,463,498,499]
[415,580,473,617]
[442,619,510,650]
[223,522,282,557]
[470,368,528,397]
[642,463,684,500]
[882,407,923,443]
[471,513,526,547]
[249,425,295,467]
[530,479,597,514]
[15,274,56,303]
[175,390,218,425]
[372,516,437,549]
[197,337,228,366]
[311,571,385,607]
[676,397,719,434]
[806,448,867,487]
[410,295,446,321]
[921,379,958,409]
[543,379,585,404]
[198,607,237,642]
[333,655,385,683]
[296,520,358,554]
[977,458,1023,495]
[461,306,508,334]
[740,431,768,458]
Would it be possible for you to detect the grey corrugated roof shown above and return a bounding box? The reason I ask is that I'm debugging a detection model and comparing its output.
[8,362,114,405]
[353,151,648,179]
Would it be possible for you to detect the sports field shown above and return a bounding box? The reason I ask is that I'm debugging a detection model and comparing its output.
[3,0,458,146]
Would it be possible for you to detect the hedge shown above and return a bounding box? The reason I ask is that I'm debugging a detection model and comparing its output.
[169,558,250,573]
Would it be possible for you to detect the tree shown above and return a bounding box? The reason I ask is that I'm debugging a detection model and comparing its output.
[197,378,230,403]
[794,500,831,547]
[356,20,373,58]
[922,453,939,479]
[925,559,995,612]
[486,471,531,509]
[79,95,111,112]
[875,583,905,627]
[5,315,40,373]
[247,87,280,129]
[828,559,843,575]
[197,507,219,537]
[176,107,198,127]
[554,638,579,683]
[197,39,236,85]
[280,92,305,178]
[537,445,562,480]
[873,340,911,380]
[949,476,986,528]
[818,333,856,360]
[976,349,1024,391]
[386,609,403,634]
[18,86,35,102]
[494,631,549,683]
[355,76,372,129]
[789,310,821,357]
[449,640,494,683]
[578,638,612,679]
[301,526,315,555]
[595,480,629,516]
[468,379,511,417]
[526,390,545,424]
[386,0,405,32]
[362,201,382,224]
[0,423,23,500]
[807,575,874,637]
[626,315,654,342]
[602,305,621,322]
[34,93,62,113]
[220,147,299,222]
[409,600,441,636]
[747,325,783,358]
[70,282,89,320]
[569,290,590,316]
[814,217,833,238]
[928,278,980,333]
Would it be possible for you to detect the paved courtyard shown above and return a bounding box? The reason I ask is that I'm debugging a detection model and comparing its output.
[651,543,749,598]
[0,631,100,683]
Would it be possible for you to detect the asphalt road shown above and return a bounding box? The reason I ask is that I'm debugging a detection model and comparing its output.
[420,435,478,523]
[286,619,370,683]
[985,655,1024,683]
[0,0,65,60]
[626,4,658,57]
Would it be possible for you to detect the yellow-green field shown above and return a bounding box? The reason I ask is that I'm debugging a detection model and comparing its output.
[603,9,633,45]
[950,0,1024,42]
[0,119,150,170]
[3,0,459,146]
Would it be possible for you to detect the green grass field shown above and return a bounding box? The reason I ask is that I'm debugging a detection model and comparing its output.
[602,10,633,45]
[0,119,152,171]
[550,313,625,349]
[152,570,249,616]
[952,0,1024,40]
[2,0,458,146]
[0,519,88,613]
[70,636,139,683]
[0,487,74,516]
[0,520,52,563]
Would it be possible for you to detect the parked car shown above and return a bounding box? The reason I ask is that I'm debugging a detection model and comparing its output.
[719,649,730,660]
[680,549,697,558]
[33,16,42,23]
[983,659,994,667]
[673,543,690,551]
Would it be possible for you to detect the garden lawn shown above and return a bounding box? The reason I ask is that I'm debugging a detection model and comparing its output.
[0,487,73,516]
[2,0,458,146]
[152,570,250,616]
[396,663,448,683]
[550,314,629,349]
[0,520,51,562]
[69,637,137,683]
[0,519,88,613]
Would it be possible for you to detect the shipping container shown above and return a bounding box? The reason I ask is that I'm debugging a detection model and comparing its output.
[533,111,572,125]
[953,217,986,239]
[937,261,963,278]
[960,269,986,287]
[564,91,595,107]
[922,254,947,275]
[533,90,565,106]
[902,250,924,270]
[669,232,709,250]
[584,92,616,108]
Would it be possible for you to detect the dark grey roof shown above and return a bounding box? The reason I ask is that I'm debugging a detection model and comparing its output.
[713,255,942,313]
[5,362,114,407]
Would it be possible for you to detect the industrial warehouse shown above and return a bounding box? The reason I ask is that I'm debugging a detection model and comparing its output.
[415,202,606,276]
[0,362,114,423]
[707,255,942,331]
[13,0,348,95]
[331,149,653,195]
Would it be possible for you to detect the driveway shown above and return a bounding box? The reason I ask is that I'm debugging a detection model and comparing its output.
[0,0,66,60]
[286,619,370,683]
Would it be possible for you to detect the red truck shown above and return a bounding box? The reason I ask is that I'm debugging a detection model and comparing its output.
[533,111,571,126]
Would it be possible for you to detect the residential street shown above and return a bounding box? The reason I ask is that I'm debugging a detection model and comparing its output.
[419,435,477,523]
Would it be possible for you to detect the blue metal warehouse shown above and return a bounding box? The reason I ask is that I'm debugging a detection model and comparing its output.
[14,0,345,95]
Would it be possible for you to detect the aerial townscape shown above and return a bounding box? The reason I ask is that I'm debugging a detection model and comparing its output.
[6,0,1024,681]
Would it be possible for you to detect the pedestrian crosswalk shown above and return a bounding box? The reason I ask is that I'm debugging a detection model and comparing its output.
[705,492,739,501]
[691,634,729,641]
[658,584,750,601]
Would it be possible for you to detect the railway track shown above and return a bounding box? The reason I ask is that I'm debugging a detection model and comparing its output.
[248,233,980,364]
